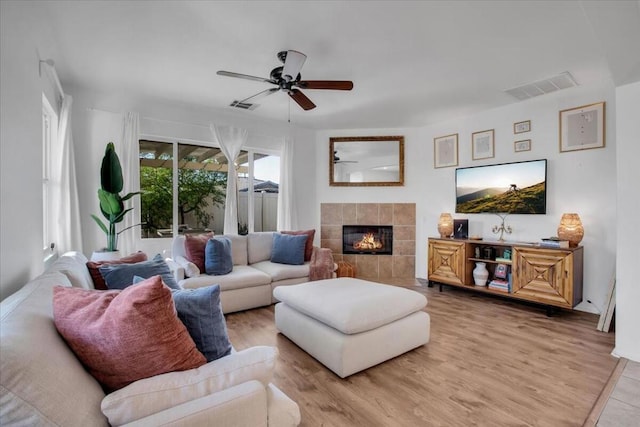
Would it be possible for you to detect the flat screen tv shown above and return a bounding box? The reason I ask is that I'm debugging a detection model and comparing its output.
[455,159,547,214]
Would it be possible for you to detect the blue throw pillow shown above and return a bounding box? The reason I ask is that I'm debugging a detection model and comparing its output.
[271,233,307,265]
[205,237,233,275]
[171,285,232,362]
[99,254,180,290]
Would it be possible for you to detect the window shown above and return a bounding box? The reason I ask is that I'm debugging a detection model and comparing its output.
[139,140,232,238]
[140,140,279,238]
[42,94,58,259]
[238,152,280,233]
[139,140,174,238]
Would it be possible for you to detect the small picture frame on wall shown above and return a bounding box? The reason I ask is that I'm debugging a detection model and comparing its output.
[514,139,531,153]
[514,120,531,134]
[472,129,494,160]
[433,133,458,168]
[560,102,605,152]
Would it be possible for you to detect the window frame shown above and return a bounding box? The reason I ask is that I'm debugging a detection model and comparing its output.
[138,137,280,240]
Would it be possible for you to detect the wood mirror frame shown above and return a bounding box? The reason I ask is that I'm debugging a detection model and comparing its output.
[329,136,405,187]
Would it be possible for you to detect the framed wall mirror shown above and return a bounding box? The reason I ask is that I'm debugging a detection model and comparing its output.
[329,136,405,186]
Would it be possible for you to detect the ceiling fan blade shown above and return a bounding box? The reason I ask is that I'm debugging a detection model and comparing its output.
[237,87,280,104]
[217,70,275,84]
[288,89,316,111]
[282,50,307,81]
[297,80,354,90]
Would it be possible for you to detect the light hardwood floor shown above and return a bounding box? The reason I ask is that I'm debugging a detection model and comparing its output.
[225,280,617,427]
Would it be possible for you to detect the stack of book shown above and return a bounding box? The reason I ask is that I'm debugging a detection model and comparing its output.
[540,237,569,248]
[488,279,509,292]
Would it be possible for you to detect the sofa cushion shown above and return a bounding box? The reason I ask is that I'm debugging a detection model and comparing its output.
[273,278,428,334]
[172,235,187,259]
[48,251,94,289]
[98,253,180,290]
[172,285,232,362]
[184,232,214,272]
[247,232,274,264]
[219,234,248,266]
[86,251,148,290]
[53,276,206,392]
[282,229,315,262]
[251,260,310,282]
[180,265,271,291]
[175,255,200,278]
[101,346,277,426]
[271,233,307,265]
[0,271,109,426]
[205,237,233,275]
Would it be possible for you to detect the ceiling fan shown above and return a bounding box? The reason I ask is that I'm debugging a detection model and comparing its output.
[217,50,353,111]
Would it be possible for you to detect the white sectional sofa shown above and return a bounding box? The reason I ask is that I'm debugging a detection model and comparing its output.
[171,232,335,314]
[0,252,301,426]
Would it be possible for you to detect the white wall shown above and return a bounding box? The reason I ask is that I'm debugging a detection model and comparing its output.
[614,81,640,362]
[316,81,617,314]
[0,2,61,300]
[69,86,318,258]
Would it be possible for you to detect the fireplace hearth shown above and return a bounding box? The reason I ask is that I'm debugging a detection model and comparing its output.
[343,225,393,255]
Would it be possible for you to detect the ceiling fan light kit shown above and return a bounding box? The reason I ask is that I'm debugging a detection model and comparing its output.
[217,50,353,111]
[281,50,306,81]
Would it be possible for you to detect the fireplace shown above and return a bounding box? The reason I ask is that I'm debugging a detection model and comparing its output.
[342,225,393,255]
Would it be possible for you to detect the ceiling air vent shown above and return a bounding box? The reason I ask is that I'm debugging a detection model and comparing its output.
[229,100,258,110]
[504,72,578,101]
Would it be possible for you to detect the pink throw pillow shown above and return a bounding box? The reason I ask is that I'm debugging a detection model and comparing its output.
[86,252,148,290]
[282,229,315,262]
[53,276,206,392]
[184,233,214,272]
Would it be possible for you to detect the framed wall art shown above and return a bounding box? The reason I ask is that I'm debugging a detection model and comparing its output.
[514,139,531,153]
[559,102,605,152]
[514,120,531,134]
[472,129,494,160]
[433,133,458,168]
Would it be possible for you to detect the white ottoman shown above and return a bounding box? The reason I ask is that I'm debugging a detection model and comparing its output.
[273,278,430,378]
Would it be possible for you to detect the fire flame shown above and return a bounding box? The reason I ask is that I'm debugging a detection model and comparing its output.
[353,233,383,250]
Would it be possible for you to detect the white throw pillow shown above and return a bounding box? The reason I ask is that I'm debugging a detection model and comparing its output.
[101,346,277,426]
[176,255,200,278]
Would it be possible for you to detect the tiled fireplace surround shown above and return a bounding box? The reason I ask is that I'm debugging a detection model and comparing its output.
[320,203,416,280]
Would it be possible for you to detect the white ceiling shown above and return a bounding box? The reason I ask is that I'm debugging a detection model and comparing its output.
[39,1,640,130]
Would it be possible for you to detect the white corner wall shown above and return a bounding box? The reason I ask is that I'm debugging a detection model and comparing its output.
[0,2,61,300]
[316,81,617,314]
[614,81,640,362]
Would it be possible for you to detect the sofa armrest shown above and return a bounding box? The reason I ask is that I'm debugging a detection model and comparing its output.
[164,258,185,282]
[121,380,268,427]
[309,247,336,281]
[267,383,301,427]
[102,346,277,426]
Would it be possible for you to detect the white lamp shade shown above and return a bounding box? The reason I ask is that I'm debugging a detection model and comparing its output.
[282,50,307,81]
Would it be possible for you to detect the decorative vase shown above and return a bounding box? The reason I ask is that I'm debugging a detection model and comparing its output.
[473,262,489,287]
[90,250,122,262]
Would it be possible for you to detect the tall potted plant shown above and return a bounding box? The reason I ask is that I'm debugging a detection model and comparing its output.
[91,142,139,259]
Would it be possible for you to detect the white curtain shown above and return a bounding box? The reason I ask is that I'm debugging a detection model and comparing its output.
[53,95,83,253]
[277,136,295,230]
[119,112,140,255]
[210,124,248,235]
